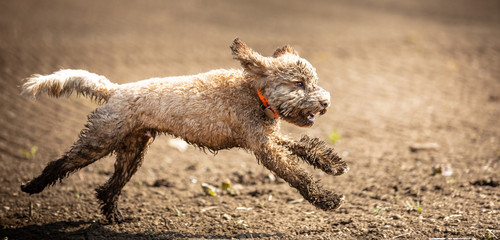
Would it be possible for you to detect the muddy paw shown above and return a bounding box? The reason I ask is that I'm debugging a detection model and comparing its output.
[100,201,125,224]
[20,179,46,194]
[322,160,349,176]
[106,207,125,224]
[308,189,345,211]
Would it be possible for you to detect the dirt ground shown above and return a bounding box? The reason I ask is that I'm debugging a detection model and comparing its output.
[1,0,499,239]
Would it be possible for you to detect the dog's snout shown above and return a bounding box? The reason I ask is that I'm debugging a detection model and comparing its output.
[318,89,330,115]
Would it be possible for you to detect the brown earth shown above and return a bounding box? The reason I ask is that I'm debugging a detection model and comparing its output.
[1,0,499,239]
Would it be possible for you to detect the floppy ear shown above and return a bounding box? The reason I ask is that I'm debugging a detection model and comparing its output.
[273,45,299,58]
[230,38,269,75]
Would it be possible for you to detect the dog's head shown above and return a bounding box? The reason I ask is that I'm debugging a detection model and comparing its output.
[231,38,330,127]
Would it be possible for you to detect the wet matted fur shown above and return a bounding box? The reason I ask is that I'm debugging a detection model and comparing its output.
[20,38,348,223]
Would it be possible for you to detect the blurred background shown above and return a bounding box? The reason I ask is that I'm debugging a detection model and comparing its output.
[1,0,499,239]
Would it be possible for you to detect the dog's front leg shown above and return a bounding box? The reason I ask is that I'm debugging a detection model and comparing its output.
[252,139,344,210]
[276,135,349,176]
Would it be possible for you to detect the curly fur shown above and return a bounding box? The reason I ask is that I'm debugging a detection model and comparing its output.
[20,38,348,223]
[21,69,118,103]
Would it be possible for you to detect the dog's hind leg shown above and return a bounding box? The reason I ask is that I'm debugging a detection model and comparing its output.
[21,109,121,194]
[95,131,153,224]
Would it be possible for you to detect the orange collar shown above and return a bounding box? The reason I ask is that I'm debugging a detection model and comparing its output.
[257,89,278,119]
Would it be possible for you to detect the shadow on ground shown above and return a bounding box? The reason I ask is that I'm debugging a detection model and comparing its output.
[1,220,283,239]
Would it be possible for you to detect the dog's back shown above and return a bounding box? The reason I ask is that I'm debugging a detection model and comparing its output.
[107,69,257,150]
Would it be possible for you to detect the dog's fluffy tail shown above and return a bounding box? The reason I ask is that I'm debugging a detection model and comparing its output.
[21,69,118,103]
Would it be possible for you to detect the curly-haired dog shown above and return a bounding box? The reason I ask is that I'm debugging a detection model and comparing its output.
[20,38,348,223]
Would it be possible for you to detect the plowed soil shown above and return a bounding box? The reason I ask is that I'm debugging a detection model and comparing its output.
[1,0,499,239]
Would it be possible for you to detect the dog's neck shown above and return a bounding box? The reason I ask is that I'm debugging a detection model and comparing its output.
[257,89,278,119]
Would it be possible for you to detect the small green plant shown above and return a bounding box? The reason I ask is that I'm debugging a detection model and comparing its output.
[201,183,218,196]
[373,205,388,215]
[19,146,38,160]
[446,177,456,185]
[221,179,238,196]
[221,180,231,192]
[256,201,267,209]
[486,229,496,239]
[75,193,85,199]
[232,219,248,229]
[328,130,341,143]
[145,228,154,236]
[405,200,422,213]
[173,206,184,217]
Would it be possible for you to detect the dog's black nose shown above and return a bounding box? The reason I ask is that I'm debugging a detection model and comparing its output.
[320,100,329,108]
[319,100,330,115]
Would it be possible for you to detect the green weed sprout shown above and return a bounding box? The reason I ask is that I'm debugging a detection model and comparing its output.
[328,130,341,143]
[405,200,422,213]
[19,146,38,160]
[373,205,388,215]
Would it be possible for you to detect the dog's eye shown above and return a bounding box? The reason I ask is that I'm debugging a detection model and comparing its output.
[295,82,305,88]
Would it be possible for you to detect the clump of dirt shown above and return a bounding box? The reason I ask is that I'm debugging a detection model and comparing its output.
[471,178,499,187]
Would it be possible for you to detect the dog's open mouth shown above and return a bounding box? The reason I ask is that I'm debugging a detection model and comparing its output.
[306,112,316,124]
[305,106,330,125]
[278,105,328,127]
[306,107,328,124]
[299,109,322,127]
